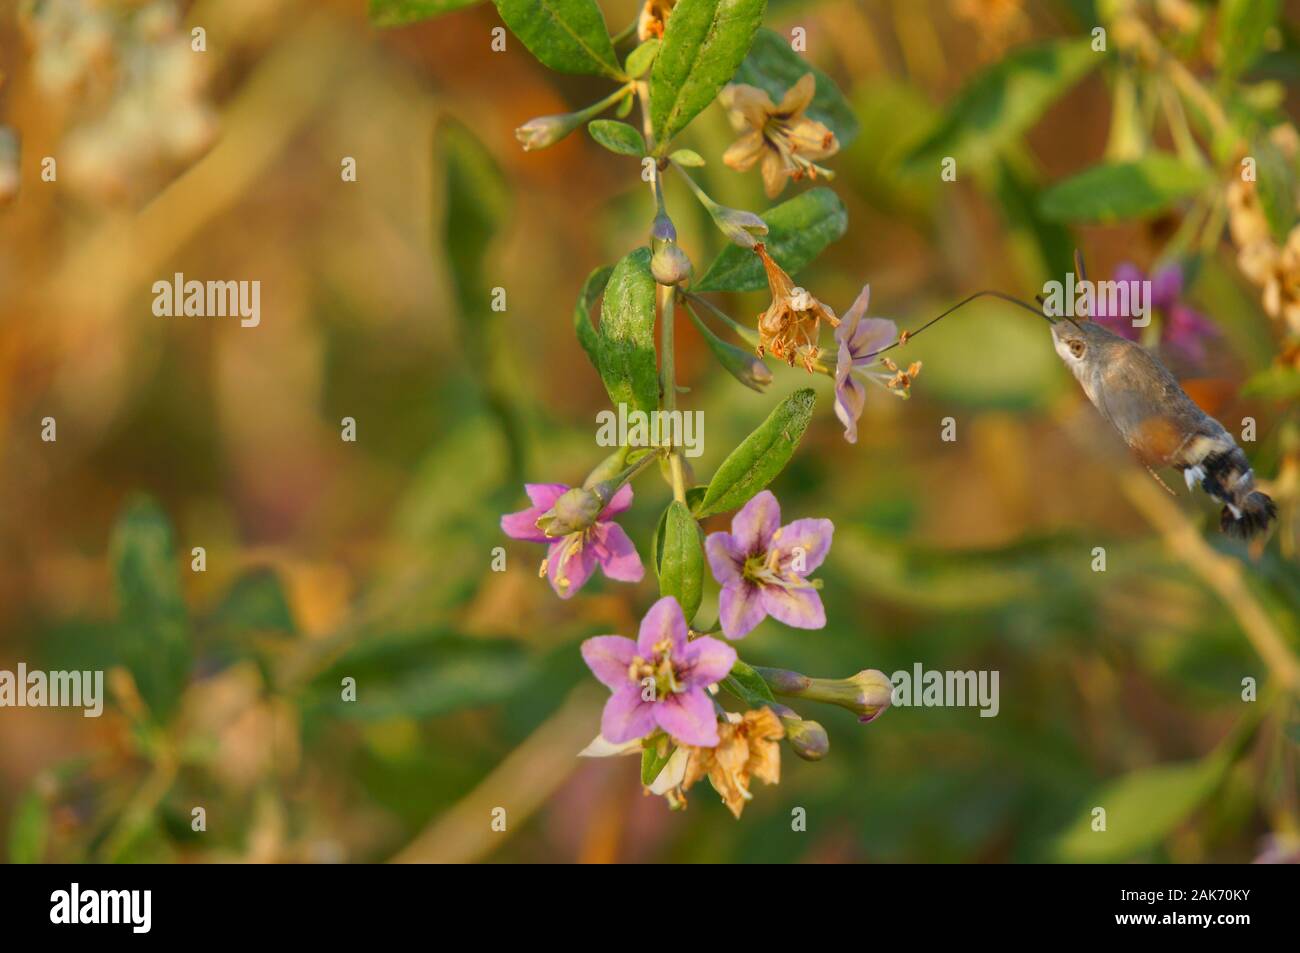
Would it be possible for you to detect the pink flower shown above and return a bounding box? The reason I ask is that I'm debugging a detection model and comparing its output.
[1093,262,1218,365]
[581,597,736,747]
[500,483,643,599]
[705,490,833,640]
[832,284,898,444]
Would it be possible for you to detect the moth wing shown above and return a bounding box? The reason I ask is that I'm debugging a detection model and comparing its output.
[1093,344,1223,468]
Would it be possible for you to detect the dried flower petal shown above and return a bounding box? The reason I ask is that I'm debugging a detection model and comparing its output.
[720,74,839,198]
[754,244,838,371]
[681,708,784,818]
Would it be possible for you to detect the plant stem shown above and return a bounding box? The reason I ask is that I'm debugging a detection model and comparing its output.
[1198,190,1228,255]
[1124,17,1236,149]
[636,80,671,231]
[607,446,662,490]
[583,83,637,123]
[611,17,639,45]
[637,81,656,151]
[685,292,759,347]
[1160,77,1207,169]
[671,161,713,206]
[1119,467,1300,694]
[659,283,687,503]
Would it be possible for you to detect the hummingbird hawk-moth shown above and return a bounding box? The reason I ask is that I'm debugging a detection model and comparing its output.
[1049,316,1276,539]
[868,257,1277,540]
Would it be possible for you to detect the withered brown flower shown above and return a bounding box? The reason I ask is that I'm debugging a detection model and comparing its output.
[682,707,784,819]
[1227,179,1272,250]
[950,0,1029,54]
[720,74,839,199]
[1257,229,1300,334]
[637,0,676,42]
[755,243,838,371]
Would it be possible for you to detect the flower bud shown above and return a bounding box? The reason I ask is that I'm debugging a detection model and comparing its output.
[651,242,693,286]
[845,669,894,723]
[772,706,829,761]
[694,313,771,392]
[650,210,677,246]
[514,113,582,151]
[582,446,631,489]
[755,667,810,694]
[657,453,695,489]
[756,666,893,724]
[535,486,605,537]
[684,301,769,390]
[709,203,768,248]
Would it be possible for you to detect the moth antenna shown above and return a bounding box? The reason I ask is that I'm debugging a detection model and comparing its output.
[862,289,1057,361]
[1032,289,1083,332]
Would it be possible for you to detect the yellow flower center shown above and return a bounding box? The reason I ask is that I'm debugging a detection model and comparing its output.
[740,534,818,594]
[627,638,682,699]
[547,529,591,594]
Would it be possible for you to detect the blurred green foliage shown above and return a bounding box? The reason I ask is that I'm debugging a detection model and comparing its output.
[3,0,1300,866]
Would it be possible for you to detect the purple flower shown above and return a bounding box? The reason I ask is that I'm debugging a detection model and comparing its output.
[581,596,737,747]
[1093,262,1218,365]
[500,483,643,599]
[1163,303,1218,364]
[832,285,897,444]
[704,490,833,640]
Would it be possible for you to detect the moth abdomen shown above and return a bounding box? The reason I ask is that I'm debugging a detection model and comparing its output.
[1193,447,1277,541]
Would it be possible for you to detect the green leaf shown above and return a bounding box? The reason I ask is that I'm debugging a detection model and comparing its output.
[597,247,659,416]
[1052,753,1228,862]
[625,39,660,78]
[314,630,536,721]
[652,486,707,569]
[1219,0,1280,81]
[587,119,646,156]
[574,264,613,369]
[695,388,815,518]
[1038,155,1211,224]
[641,742,675,785]
[201,568,295,673]
[1253,137,1297,242]
[669,148,706,167]
[906,39,1100,171]
[204,567,296,639]
[438,119,522,483]
[109,496,191,720]
[1242,364,1300,401]
[7,790,48,864]
[369,0,480,26]
[650,0,766,150]
[440,120,510,314]
[722,659,777,708]
[992,155,1074,278]
[695,187,846,292]
[492,0,621,77]
[658,501,705,622]
[732,27,859,145]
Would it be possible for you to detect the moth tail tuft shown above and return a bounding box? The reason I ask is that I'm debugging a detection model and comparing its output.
[1220,492,1277,540]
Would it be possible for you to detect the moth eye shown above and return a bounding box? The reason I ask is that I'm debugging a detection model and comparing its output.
[1069,340,1085,358]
